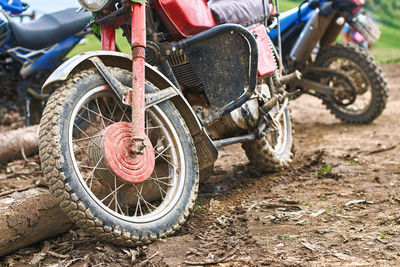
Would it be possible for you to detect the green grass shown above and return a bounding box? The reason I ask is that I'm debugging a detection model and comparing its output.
[278,0,298,12]
[67,29,131,58]
[68,0,400,64]
[373,23,400,63]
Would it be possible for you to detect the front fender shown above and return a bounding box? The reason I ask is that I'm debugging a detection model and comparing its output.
[42,51,218,170]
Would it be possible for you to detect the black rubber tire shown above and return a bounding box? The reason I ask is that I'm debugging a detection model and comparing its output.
[315,43,388,124]
[39,68,199,246]
[242,107,293,172]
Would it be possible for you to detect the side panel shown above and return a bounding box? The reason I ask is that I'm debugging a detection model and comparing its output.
[42,51,218,170]
[250,24,277,77]
[181,29,249,110]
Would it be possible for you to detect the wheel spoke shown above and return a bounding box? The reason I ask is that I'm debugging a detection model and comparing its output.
[155,145,171,160]
[84,155,104,188]
[81,105,115,125]
[150,177,173,187]
[76,113,102,132]
[101,183,125,203]
[94,98,106,128]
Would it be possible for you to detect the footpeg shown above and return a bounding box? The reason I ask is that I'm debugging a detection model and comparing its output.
[275,70,302,87]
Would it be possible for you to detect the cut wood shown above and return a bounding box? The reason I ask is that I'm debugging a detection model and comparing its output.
[0,125,39,164]
[0,187,73,257]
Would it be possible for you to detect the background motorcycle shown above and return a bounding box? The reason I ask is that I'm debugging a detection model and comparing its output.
[0,0,92,125]
[39,0,297,246]
[269,0,388,124]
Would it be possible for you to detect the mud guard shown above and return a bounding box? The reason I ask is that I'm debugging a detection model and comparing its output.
[42,51,218,171]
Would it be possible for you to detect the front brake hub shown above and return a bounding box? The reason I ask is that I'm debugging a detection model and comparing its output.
[89,122,155,184]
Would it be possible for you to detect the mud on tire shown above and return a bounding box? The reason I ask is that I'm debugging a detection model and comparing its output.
[39,67,199,246]
[242,107,293,172]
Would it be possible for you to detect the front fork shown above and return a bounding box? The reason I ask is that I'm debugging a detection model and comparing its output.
[130,3,147,154]
[100,3,147,155]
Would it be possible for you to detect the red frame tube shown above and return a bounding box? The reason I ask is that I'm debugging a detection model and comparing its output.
[101,24,116,51]
[131,3,146,140]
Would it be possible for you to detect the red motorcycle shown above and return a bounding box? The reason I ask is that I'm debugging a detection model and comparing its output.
[39,0,299,245]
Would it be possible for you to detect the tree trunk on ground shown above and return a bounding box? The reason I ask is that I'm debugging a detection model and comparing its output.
[0,188,72,257]
[0,125,39,164]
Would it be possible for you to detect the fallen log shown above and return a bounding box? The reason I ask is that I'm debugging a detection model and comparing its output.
[0,125,39,164]
[0,187,73,257]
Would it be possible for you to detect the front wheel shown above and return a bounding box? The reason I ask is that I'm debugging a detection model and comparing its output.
[39,68,199,246]
[315,43,388,124]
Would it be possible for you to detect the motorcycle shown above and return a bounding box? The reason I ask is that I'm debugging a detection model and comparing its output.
[39,0,298,245]
[0,0,92,125]
[269,0,388,124]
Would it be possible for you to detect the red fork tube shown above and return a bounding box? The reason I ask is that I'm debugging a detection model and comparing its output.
[131,3,146,139]
[101,24,116,51]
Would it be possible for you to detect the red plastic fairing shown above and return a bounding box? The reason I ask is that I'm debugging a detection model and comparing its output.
[250,24,277,78]
[154,0,216,40]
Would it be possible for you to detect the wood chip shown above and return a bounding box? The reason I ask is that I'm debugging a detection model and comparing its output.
[345,200,374,207]
[47,250,71,259]
[183,249,236,265]
[30,241,50,265]
[0,185,35,198]
[300,240,318,251]
[333,252,351,260]
[310,209,325,218]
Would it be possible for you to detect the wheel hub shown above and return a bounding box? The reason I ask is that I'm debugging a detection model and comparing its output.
[89,122,155,184]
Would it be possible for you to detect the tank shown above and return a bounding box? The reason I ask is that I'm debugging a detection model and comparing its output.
[154,0,216,40]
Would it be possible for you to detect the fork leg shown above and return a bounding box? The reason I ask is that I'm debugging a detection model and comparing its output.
[130,2,147,154]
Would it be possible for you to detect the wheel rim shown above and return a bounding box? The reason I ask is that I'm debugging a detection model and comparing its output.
[322,57,372,115]
[68,86,186,223]
[266,104,290,155]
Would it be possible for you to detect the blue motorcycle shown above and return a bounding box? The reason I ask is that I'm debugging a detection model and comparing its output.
[269,0,387,124]
[0,0,92,125]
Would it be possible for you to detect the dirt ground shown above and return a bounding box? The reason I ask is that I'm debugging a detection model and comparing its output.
[1,62,399,266]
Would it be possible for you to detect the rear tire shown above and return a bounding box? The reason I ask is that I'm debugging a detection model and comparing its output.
[242,106,293,172]
[315,43,388,124]
[39,67,199,246]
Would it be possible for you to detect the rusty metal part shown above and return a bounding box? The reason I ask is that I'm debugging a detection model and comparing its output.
[206,98,260,140]
[89,58,178,107]
[130,3,147,157]
[145,87,178,108]
[89,122,155,184]
[89,56,130,104]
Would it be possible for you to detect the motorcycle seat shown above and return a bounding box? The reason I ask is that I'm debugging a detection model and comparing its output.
[208,0,267,26]
[8,8,92,50]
